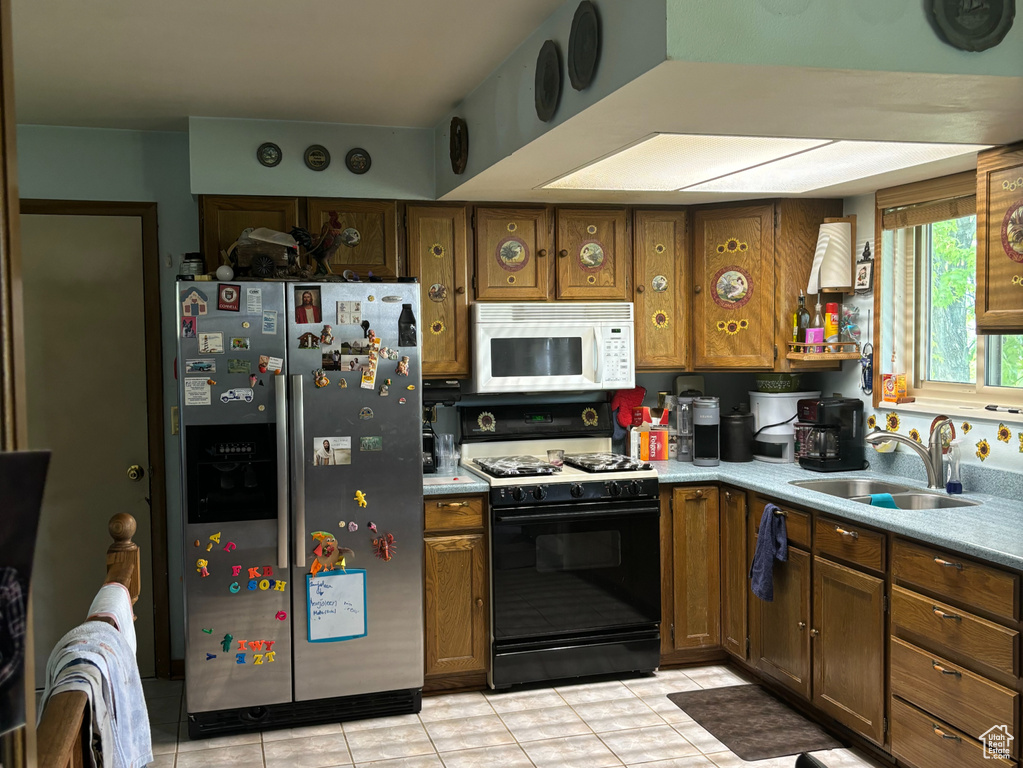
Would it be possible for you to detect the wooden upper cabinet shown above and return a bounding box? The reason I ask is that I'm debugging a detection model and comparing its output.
[200,195,300,273]
[692,205,776,369]
[669,486,720,651]
[812,556,886,745]
[976,144,1023,334]
[634,210,689,370]
[556,208,630,300]
[720,486,748,661]
[406,205,470,378]
[474,206,552,300]
[305,198,398,278]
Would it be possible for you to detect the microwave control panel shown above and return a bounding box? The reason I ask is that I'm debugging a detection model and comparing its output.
[601,327,633,386]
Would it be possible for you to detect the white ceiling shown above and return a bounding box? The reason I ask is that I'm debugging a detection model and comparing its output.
[11,0,566,130]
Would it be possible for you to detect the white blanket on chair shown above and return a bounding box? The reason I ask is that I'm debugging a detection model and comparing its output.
[87,583,136,654]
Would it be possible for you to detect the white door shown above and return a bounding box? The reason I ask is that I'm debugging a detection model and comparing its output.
[21,213,156,685]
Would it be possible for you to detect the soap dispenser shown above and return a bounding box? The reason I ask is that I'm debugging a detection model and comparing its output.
[945,439,963,495]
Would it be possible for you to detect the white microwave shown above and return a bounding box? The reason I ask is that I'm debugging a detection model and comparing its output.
[472,302,635,394]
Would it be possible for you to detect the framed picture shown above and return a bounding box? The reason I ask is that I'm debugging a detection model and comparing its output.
[854,259,874,293]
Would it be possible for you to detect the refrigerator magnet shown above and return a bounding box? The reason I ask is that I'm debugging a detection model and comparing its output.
[261,310,278,335]
[181,317,197,339]
[372,532,396,562]
[359,437,382,452]
[218,284,241,312]
[319,325,334,345]
[206,653,216,661]
[358,407,374,420]
[313,436,352,466]
[185,359,216,374]
[197,332,224,354]
[228,359,250,374]
[337,378,347,389]
[378,381,390,397]
[354,490,367,507]
[245,287,262,314]
[181,287,209,316]
[221,634,233,651]
[295,286,323,324]
[220,388,254,404]
[396,356,410,376]
[313,369,330,388]
[298,332,320,350]
[184,378,211,406]
[231,337,250,350]
[307,569,367,643]
[336,301,361,325]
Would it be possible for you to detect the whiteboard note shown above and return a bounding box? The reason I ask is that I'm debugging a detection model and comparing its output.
[306,569,367,643]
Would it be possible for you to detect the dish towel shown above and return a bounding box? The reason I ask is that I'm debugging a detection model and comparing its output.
[40,621,152,768]
[869,493,899,508]
[749,503,788,602]
[87,582,136,654]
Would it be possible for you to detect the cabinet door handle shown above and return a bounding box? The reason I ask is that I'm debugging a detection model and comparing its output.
[932,661,962,677]
[835,526,859,540]
[933,557,963,570]
[931,724,961,741]
[437,501,469,508]
[537,249,547,258]
[797,621,806,630]
[636,285,645,293]
[932,607,962,621]
[694,285,702,294]
[695,489,703,497]
[559,249,568,258]
[476,598,484,608]
[810,628,819,638]
[456,286,466,295]
[724,491,731,500]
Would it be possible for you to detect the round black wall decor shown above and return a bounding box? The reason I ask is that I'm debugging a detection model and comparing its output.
[450,117,469,175]
[534,40,562,122]
[257,142,282,167]
[304,145,331,171]
[930,0,1014,51]
[568,1,600,90]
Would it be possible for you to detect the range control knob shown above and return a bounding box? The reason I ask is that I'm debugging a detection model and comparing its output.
[608,481,622,497]
[533,486,548,501]
[570,483,584,498]
[511,487,526,502]
[628,480,641,496]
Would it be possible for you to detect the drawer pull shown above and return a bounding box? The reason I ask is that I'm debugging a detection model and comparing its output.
[932,606,962,621]
[933,557,963,570]
[931,661,962,677]
[931,724,961,742]
[835,526,859,539]
[437,501,470,508]
[476,598,484,608]
[773,509,787,517]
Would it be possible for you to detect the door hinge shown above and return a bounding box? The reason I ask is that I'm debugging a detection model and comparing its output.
[472,273,477,290]
[403,213,408,229]
[671,624,675,642]
[745,637,750,656]
[883,716,888,735]
[883,594,889,613]
[774,206,780,229]
[774,344,778,360]
[470,212,476,231]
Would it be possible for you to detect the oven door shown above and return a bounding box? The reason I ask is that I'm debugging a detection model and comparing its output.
[474,322,600,393]
[491,497,660,642]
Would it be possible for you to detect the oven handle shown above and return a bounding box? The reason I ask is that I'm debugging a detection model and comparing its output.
[494,507,657,525]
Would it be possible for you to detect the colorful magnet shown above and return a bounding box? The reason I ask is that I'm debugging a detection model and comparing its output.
[229,582,240,593]
[396,356,410,376]
[218,284,241,312]
[196,558,208,575]
[220,387,254,403]
[355,490,367,507]
[258,405,265,412]
[181,287,209,317]
[253,654,264,665]
[275,611,287,621]
[372,532,397,562]
[368,522,377,533]
[227,358,250,374]
[249,374,258,387]
[337,378,347,388]
[223,542,237,553]
[310,559,323,576]
[298,332,320,349]
[221,634,233,652]
[274,580,286,591]
[319,325,334,345]
[361,320,370,339]
[242,322,251,329]
[407,385,415,390]
[348,521,358,532]
[313,368,330,388]
[231,565,242,576]
[379,381,390,396]
[202,628,213,634]
[247,580,257,590]
[194,539,200,548]
[206,653,217,661]
[206,542,213,551]
[247,567,261,579]
[358,407,374,420]
[181,316,197,339]
[360,436,382,451]
[310,530,353,572]
[263,566,273,577]
[399,397,406,405]
[265,651,276,663]
[236,653,246,664]
[206,379,216,386]
[198,332,225,354]
[338,520,346,528]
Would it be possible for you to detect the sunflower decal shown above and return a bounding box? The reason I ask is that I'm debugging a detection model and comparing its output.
[587,275,596,284]
[586,224,598,235]
[477,412,496,432]
[430,320,445,335]
[909,428,921,443]
[581,407,598,427]
[507,276,516,284]
[429,243,446,258]
[716,238,749,254]
[506,222,517,232]
[976,439,991,462]
[886,413,900,432]
[739,319,749,331]
[716,321,727,331]
[721,319,741,335]
[998,423,1011,443]
[867,415,876,430]
[652,310,669,329]
[961,421,972,434]
[654,244,666,254]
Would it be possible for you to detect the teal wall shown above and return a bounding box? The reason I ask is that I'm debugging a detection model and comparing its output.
[17,124,197,658]
[189,117,434,199]
[666,0,1023,76]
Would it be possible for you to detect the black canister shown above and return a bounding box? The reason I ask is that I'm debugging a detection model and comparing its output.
[721,406,754,462]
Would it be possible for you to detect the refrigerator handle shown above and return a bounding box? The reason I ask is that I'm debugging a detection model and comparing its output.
[274,375,289,570]
[290,374,307,568]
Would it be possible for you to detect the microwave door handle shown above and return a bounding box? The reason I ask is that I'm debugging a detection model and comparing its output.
[274,375,289,569]
[290,374,306,568]
[593,330,604,384]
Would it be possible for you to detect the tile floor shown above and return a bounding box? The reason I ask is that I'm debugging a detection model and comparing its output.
[141,665,887,768]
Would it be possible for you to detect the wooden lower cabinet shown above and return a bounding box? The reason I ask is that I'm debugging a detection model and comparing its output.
[720,486,748,660]
[812,556,886,745]
[891,697,1013,767]
[750,545,812,699]
[661,486,720,659]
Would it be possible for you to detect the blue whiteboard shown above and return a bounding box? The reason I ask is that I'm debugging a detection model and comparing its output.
[306,569,367,643]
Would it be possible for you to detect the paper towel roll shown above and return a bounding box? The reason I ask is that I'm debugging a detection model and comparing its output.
[806,222,852,295]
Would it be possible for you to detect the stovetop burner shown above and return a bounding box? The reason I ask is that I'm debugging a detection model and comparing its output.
[472,455,561,478]
[562,453,651,472]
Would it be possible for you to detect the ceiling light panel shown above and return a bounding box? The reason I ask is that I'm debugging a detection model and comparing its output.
[543,134,831,191]
[684,140,989,194]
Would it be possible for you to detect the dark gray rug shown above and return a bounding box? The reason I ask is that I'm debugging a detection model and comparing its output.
[667,685,841,761]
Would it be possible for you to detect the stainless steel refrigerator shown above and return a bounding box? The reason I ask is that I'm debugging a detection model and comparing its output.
[176,280,423,737]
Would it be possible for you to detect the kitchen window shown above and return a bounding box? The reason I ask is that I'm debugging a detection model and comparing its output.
[879,172,1023,410]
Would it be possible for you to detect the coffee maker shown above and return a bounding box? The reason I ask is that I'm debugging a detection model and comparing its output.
[692,397,721,467]
[422,379,461,474]
[795,397,865,472]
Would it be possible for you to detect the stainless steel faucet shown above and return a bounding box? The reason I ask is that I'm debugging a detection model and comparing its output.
[864,416,952,490]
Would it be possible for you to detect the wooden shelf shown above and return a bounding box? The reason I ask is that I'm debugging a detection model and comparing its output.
[786,341,860,362]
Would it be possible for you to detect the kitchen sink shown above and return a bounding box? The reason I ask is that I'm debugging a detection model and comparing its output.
[789,478,914,497]
[848,493,980,510]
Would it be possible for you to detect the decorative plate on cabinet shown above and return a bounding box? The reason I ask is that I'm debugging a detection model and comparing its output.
[534,39,562,122]
[256,142,282,167]
[345,147,372,175]
[568,1,600,90]
[450,117,469,175]
[930,0,1015,51]
[304,145,331,171]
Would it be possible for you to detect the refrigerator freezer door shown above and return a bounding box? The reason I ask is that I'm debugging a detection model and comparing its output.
[179,282,293,714]
[286,283,424,702]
